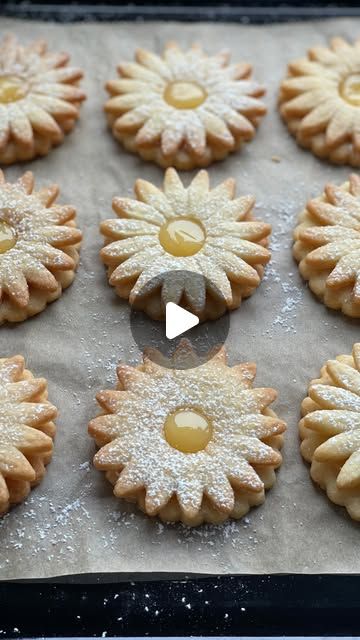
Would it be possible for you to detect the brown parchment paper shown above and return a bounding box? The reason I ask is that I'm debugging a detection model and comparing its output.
[0,16,359,581]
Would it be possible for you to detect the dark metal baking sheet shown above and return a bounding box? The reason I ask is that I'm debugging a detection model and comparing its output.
[2,1,360,23]
[1,575,360,637]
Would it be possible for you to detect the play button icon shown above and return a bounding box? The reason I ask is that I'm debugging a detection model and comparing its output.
[130,270,230,370]
[166,303,199,340]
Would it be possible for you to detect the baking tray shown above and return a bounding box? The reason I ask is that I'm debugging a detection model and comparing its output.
[1,2,360,637]
[3,1,360,23]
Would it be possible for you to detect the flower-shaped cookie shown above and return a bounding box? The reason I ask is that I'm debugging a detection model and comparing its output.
[0,355,57,515]
[293,174,360,318]
[0,34,85,164]
[0,170,82,324]
[300,344,360,521]
[280,37,360,166]
[105,42,266,169]
[89,341,286,526]
[100,169,271,321]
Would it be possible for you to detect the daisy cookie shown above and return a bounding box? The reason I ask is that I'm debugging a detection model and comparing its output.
[293,174,360,318]
[280,37,360,166]
[0,355,57,515]
[300,344,360,521]
[88,341,286,526]
[100,168,271,321]
[0,34,85,164]
[104,42,266,169]
[0,170,82,324]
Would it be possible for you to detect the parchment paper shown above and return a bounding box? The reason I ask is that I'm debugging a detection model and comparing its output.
[0,17,359,580]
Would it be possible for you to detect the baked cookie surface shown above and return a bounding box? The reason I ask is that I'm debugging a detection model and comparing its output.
[89,341,286,526]
[280,37,360,166]
[0,355,57,515]
[105,42,266,169]
[300,343,360,521]
[100,168,271,321]
[293,174,360,318]
[0,34,85,164]
[0,170,82,324]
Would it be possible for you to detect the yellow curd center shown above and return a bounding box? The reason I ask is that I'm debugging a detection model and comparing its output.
[164,408,213,453]
[159,218,205,257]
[340,73,360,106]
[0,221,16,254]
[164,81,207,109]
[0,76,26,104]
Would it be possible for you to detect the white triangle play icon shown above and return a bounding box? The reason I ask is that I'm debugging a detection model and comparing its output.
[166,302,199,340]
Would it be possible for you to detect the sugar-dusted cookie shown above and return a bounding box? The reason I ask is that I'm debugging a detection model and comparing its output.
[89,341,286,526]
[0,170,82,324]
[105,42,266,169]
[0,355,57,515]
[279,37,360,166]
[0,34,85,164]
[300,344,360,521]
[100,168,271,321]
[293,174,360,318]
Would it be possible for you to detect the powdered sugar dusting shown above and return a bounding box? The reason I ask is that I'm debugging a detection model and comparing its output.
[106,43,266,168]
[89,347,283,522]
[0,33,85,163]
[0,174,81,322]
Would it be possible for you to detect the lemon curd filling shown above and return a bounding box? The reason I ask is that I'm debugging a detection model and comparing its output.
[159,218,205,257]
[0,221,16,254]
[0,76,26,104]
[339,73,360,106]
[164,408,213,453]
[164,81,207,110]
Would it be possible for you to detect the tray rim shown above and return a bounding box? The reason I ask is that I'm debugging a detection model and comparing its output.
[2,2,360,22]
[1,574,360,637]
